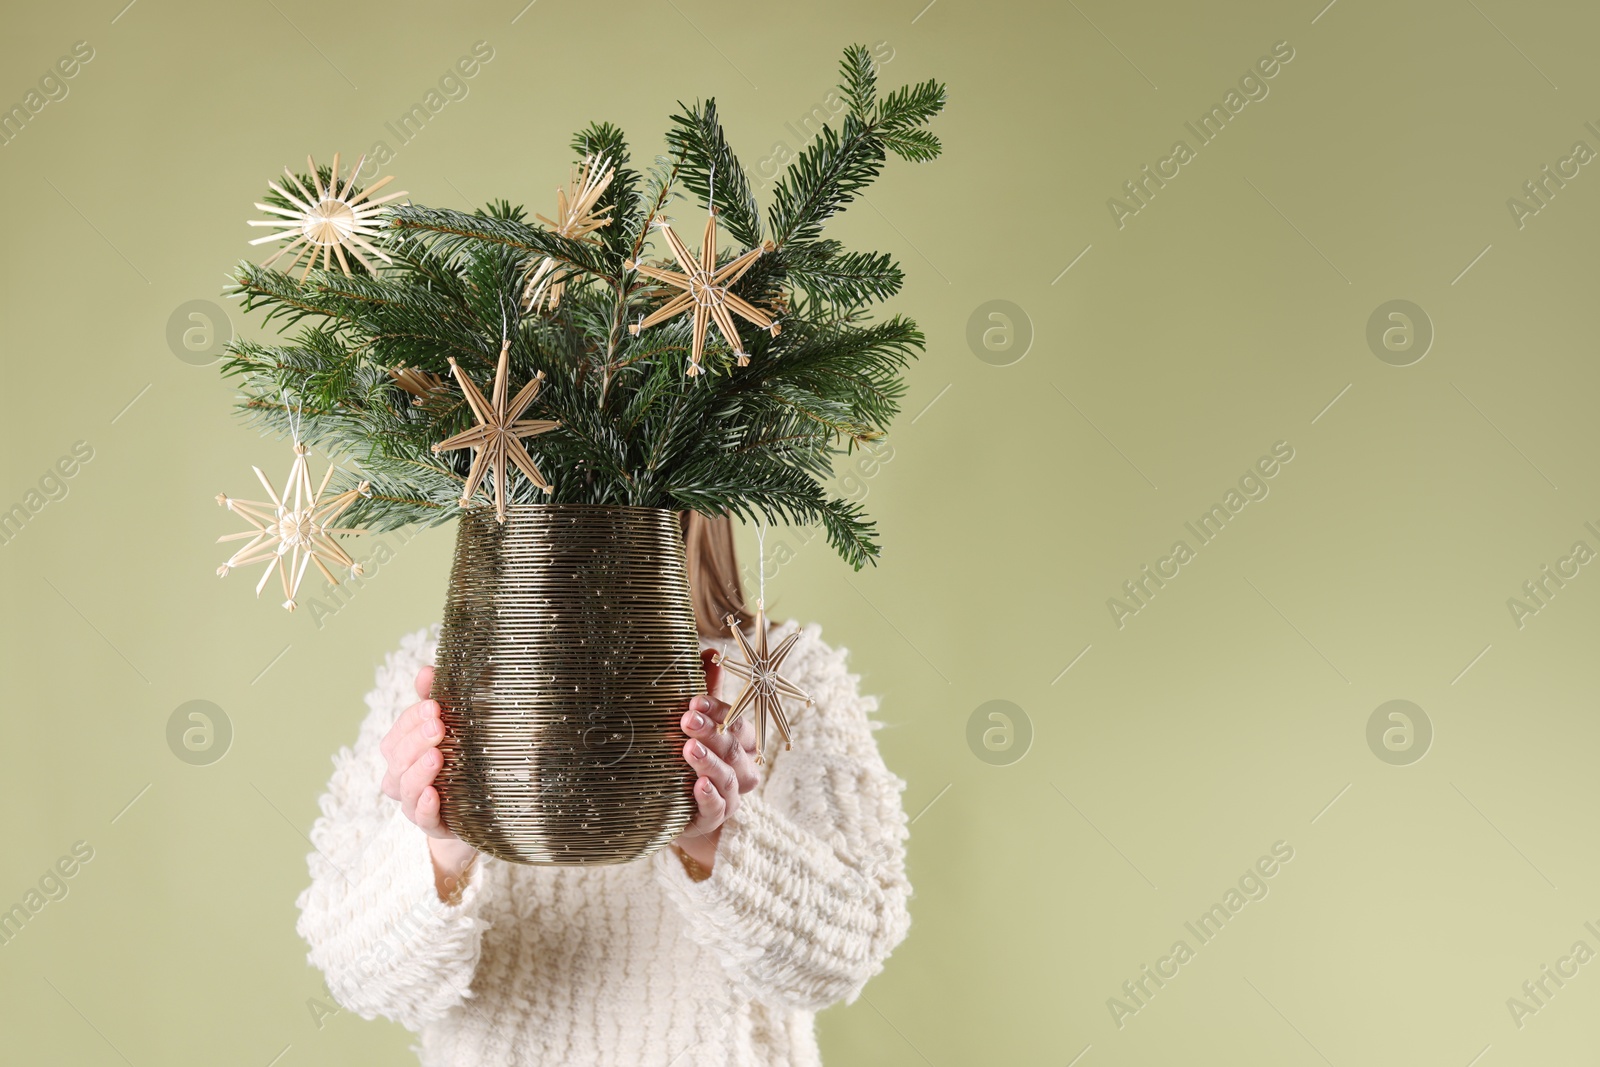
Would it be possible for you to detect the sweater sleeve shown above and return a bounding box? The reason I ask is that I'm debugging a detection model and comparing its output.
[652,622,912,1012]
[294,626,497,1032]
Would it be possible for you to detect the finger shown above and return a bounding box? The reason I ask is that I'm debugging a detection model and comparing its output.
[690,693,731,725]
[381,701,422,761]
[700,648,722,698]
[414,784,443,834]
[684,737,737,800]
[689,775,727,833]
[381,700,438,797]
[682,706,739,760]
[399,746,443,822]
[414,665,434,702]
[692,693,757,755]
[681,707,759,793]
[392,714,446,780]
[731,743,759,794]
[732,712,757,754]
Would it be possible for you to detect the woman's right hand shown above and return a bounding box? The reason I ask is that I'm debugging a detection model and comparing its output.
[381,665,478,895]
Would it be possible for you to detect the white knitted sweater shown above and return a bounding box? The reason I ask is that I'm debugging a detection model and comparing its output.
[296,620,911,1066]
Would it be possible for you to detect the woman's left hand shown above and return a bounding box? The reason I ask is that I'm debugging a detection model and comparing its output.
[672,650,761,874]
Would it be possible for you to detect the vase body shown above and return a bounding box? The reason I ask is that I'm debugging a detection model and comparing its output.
[432,504,699,865]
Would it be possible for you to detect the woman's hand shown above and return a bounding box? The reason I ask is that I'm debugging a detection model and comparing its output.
[672,651,762,875]
[380,665,478,899]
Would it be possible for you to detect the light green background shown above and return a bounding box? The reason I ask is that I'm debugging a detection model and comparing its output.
[3,0,1599,1063]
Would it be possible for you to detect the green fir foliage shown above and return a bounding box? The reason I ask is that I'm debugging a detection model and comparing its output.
[220,46,944,569]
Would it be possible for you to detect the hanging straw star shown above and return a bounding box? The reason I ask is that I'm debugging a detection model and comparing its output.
[625,208,779,376]
[710,523,809,763]
[215,442,370,612]
[247,152,407,280]
[522,155,616,312]
[432,339,560,522]
[387,365,446,405]
[713,598,811,764]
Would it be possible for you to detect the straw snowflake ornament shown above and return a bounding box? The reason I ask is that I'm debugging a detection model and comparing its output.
[247,152,408,279]
[713,599,812,764]
[626,208,779,376]
[709,522,812,763]
[522,155,616,312]
[388,365,446,405]
[215,442,370,611]
[433,339,560,522]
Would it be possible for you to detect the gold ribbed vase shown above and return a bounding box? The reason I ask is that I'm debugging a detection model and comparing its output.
[431,504,699,865]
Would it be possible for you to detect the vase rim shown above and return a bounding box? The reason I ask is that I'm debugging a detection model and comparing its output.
[457,502,683,517]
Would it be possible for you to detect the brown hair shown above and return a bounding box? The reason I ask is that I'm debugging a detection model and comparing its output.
[681,512,755,638]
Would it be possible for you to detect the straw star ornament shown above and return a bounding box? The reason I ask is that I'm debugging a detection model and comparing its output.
[626,208,779,376]
[247,152,407,279]
[433,339,560,522]
[216,443,370,611]
[713,601,812,764]
[522,155,616,312]
[387,365,446,405]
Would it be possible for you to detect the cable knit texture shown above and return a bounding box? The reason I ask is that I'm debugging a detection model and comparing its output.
[295,620,911,1066]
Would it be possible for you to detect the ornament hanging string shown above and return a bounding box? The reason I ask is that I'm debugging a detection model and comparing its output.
[713,512,813,762]
[755,515,766,609]
[216,374,371,611]
[283,378,312,446]
[625,151,779,377]
[701,162,716,394]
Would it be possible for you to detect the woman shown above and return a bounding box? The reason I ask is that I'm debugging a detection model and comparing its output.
[295,513,912,1066]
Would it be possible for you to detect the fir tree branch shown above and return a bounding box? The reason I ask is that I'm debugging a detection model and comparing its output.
[838,44,878,116]
[214,46,941,570]
[766,51,946,247]
[388,205,612,279]
[781,241,904,305]
[665,99,763,248]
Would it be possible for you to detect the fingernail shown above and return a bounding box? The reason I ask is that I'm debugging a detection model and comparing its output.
[693,741,707,758]
[688,712,705,730]
[692,696,708,711]
[429,720,444,739]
